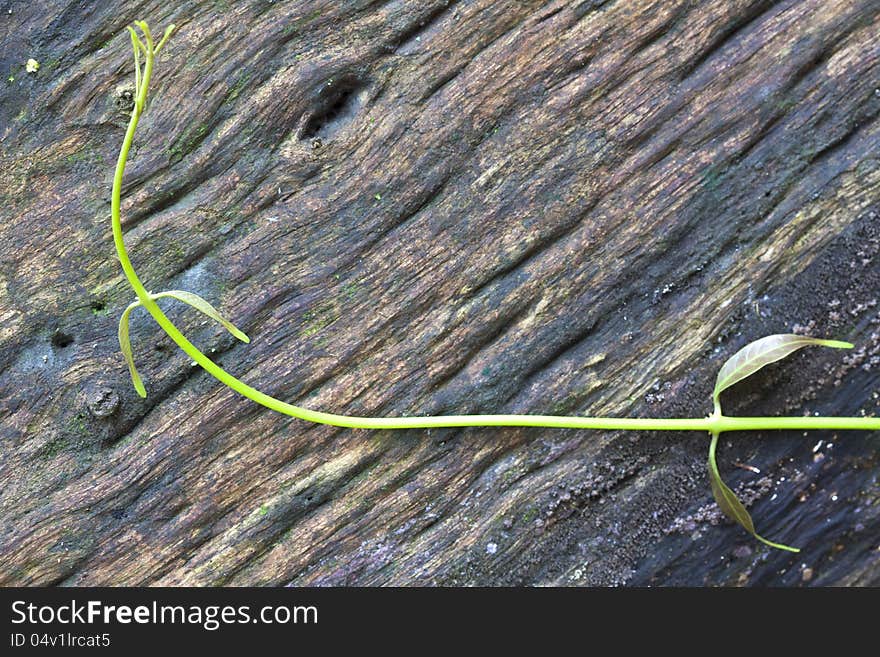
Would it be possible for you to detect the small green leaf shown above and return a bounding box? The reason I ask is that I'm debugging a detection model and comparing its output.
[152,290,250,343]
[118,301,147,397]
[154,24,176,55]
[708,433,799,552]
[117,291,249,397]
[713,334,851,410]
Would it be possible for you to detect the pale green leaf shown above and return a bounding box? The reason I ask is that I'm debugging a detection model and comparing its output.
[117,290,248,398]
[154,24,176,55]
[708,433,799,552]
[118,301,147,397]
[152,290,250,343]
[713,334,851,408]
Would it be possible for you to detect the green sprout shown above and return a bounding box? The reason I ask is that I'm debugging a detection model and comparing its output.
[111,22,879,552]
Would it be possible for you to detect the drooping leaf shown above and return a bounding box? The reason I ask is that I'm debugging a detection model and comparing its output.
[713,334,851,409]
[117,290,249,398]
[708,433,799,552]
[118,300,147,398]
[152,290,250,343]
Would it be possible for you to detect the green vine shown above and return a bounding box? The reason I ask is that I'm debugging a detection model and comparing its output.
[112,22,879,552]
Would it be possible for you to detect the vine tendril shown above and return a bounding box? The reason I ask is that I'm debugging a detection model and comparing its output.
[110,22,879,551]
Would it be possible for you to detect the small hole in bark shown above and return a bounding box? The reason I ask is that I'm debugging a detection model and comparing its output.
[52,330,74,348]
[301,77,364,140]
[114,85,135,114]
[90,300,106,313]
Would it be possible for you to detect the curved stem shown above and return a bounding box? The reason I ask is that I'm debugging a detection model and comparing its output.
[111,26,880,435]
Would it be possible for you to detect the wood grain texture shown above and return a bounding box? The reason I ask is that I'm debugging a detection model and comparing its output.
[1,0,878,586]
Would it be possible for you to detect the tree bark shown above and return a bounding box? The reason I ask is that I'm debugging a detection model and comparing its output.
[1,0,878,586]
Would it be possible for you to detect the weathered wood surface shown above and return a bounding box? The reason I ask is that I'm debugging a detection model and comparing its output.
[1,0,879,586]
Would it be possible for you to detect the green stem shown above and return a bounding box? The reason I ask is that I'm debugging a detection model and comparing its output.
[713,415,879,433]
[111,27,880,435]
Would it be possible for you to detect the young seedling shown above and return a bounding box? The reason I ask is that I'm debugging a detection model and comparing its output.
[111,22,879,553]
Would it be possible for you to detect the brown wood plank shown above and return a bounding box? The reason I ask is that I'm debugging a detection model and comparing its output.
[1,0,878,586]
